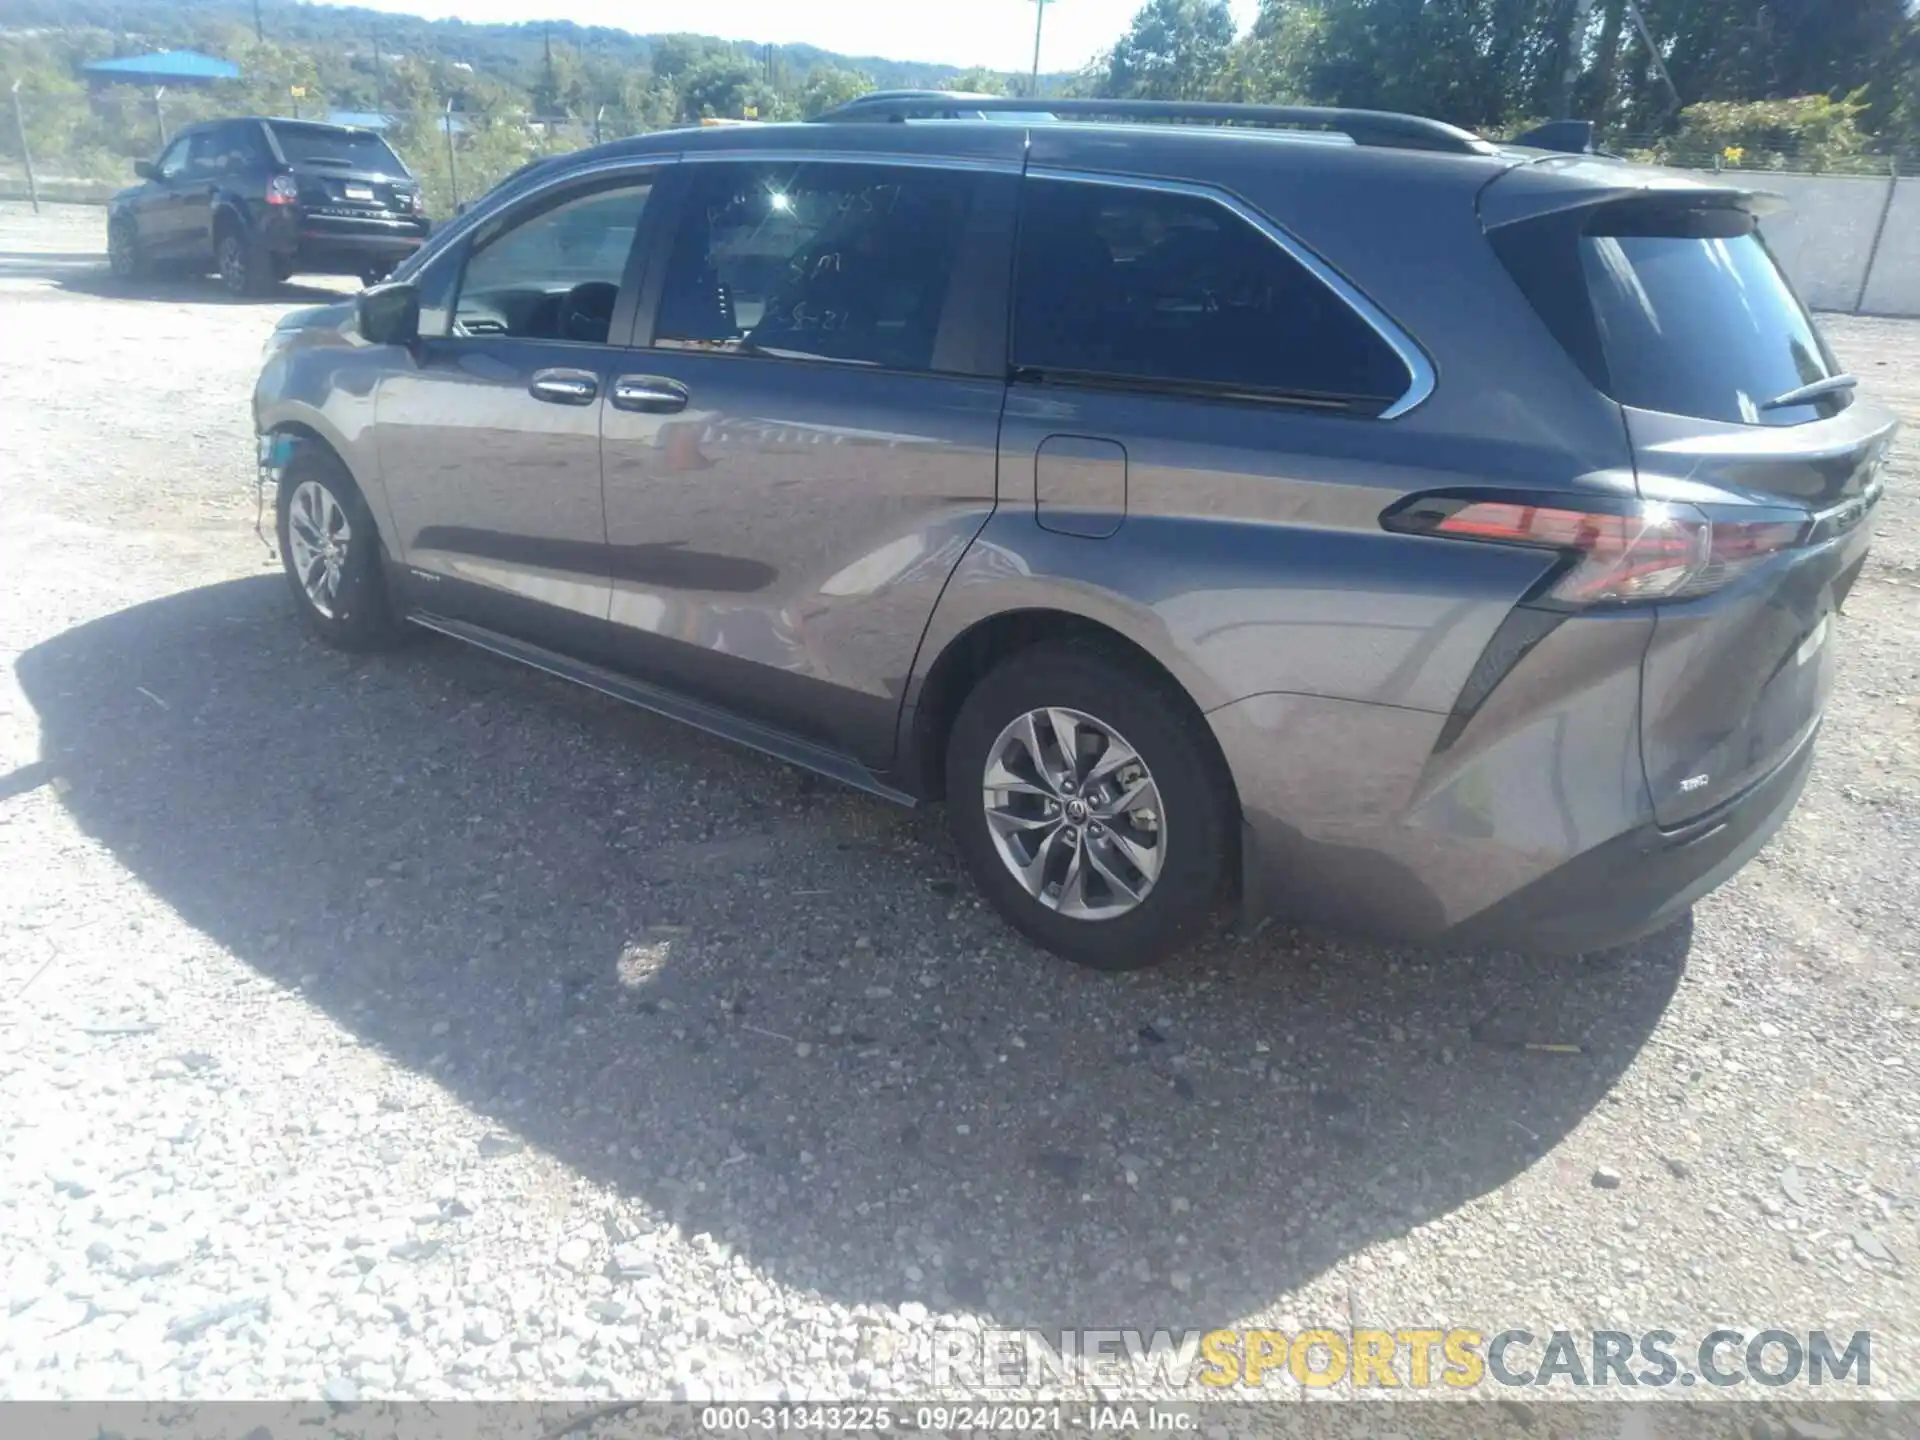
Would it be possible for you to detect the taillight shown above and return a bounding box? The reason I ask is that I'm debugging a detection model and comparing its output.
[266,174,299,206]
[1383,493,1807,607]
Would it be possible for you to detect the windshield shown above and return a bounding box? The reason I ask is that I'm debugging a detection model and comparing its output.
[269,123,407,175]
[1580,219,1845,426]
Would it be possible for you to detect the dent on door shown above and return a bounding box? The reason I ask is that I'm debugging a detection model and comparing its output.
[1034,434,1128,539]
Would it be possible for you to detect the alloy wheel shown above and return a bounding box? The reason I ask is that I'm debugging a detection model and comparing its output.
[286,479,352,619]
[218,235,247,294]
[108,224,136,279]
[981,706,1165,920]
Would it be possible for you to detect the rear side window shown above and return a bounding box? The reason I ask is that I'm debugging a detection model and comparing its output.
[1581,224,1843,425]
[203,122,266,174]
[1011,178,1413,413]
[268,123,406,176]
[651,161,981,373]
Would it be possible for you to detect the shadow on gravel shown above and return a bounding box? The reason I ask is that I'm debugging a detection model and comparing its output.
[19,578,1689,1333]
[50,266,349,305]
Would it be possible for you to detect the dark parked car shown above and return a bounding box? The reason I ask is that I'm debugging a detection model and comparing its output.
[109,117,429,295]
[251,99,1894,970]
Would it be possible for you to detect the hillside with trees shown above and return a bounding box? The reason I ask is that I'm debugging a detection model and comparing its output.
[3,0,1916,212]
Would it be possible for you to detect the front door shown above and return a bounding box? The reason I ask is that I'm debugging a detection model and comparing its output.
[373,168,663,651]
[599,153,1019,768]
[137,133,195,257]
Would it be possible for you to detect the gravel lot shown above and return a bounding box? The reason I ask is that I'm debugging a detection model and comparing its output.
[2,200,1918,1410]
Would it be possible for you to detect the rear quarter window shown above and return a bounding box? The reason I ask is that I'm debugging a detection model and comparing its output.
[1011,177,1414,415]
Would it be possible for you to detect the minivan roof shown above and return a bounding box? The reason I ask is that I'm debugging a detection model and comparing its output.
[471,104,1756,241]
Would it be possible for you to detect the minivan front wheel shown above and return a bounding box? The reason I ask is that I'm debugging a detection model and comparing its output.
[274,444,403,650]
[946,643,1233,970]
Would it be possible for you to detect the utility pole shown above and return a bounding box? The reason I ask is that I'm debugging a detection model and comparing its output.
[1624,0,1681,118]
[542,23,556,113]
[10,79,39,214]
[444,98,459,210]
[1028,0,1055,100]
[372,29,384,120]
[253,0,264,44]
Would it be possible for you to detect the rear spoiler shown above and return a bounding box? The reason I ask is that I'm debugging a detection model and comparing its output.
[1479,153,1788,230]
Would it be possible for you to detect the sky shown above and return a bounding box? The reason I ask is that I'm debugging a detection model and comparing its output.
[338,0,1266,74]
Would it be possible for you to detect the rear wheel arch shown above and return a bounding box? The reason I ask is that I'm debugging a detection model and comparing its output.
[211,206,242,254]
[211,200,252,241]
[907,608,1237,814]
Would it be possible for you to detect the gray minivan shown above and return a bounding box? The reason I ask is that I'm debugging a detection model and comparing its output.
[252,99,1894,970]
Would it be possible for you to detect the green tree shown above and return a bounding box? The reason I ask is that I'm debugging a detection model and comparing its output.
[800,65,876,116]
[943,67,1010,95]
[1655,93,1875,170]
[678,54,760,120]
[1104,0,1238,99]
[1211,0,1320,103]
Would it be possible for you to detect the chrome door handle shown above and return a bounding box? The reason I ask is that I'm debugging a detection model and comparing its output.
[610,375,690,414]
[529,368,598,405]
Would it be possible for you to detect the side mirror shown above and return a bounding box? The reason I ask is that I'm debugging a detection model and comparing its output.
[357,280,421,348]
[135,160,160,182]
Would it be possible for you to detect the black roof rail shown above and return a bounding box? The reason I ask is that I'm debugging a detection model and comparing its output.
[811,95,1492,155]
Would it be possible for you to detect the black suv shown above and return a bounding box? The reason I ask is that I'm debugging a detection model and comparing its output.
[108,117,430,295]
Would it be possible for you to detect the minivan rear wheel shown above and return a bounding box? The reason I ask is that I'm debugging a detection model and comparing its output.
[945,643,1233,970]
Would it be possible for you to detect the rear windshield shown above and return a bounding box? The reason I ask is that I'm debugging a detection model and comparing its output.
[1494,203,1847,427]
[268,123,407,175]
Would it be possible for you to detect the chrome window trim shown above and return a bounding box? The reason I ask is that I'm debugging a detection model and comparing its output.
[1025,165,1437,420]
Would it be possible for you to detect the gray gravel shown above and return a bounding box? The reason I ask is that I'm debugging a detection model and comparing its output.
[1,201,1917,1403]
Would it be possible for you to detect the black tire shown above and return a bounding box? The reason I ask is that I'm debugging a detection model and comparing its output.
[359,266,388,288]
[945,642,1234,971]
[216,226,273,297]
[273,442,406,651]
[107,218,145,281]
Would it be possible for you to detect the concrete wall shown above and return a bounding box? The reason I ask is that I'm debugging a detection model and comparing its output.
[1701,169,1915,318]
[1857,176,1920,318]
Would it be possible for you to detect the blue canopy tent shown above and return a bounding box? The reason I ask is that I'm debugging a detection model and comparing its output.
[81,50,241,145]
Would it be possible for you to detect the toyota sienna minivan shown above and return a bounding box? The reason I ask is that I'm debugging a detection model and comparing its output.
[252,98,1894,969]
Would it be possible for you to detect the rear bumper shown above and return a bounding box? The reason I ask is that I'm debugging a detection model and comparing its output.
[1230,717,1813,956]
[1213,603,1818,957]
[265,212,427,273]
[1439,722,1815,953]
